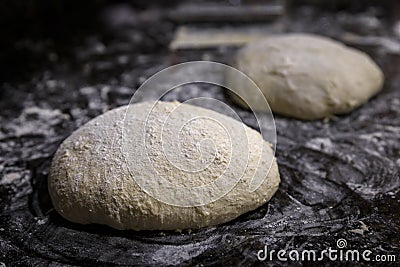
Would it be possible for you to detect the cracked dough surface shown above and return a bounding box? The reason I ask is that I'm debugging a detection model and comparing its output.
[48,101,280,230]
[226,33,384,120]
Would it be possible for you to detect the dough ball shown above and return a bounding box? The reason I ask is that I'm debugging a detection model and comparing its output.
[48,101,280,230]
[225,33,384,120]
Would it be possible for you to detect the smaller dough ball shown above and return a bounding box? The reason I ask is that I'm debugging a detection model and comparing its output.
[225,33,384,120]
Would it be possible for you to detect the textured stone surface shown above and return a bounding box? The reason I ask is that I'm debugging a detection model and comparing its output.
[0,2,399,266]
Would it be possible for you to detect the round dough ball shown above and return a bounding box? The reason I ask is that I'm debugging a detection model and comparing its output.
[48,101,280,230]
[225,33,384,120]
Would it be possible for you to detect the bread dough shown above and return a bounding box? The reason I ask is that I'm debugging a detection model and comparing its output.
[48,101,280,230]
[225,33,384,120]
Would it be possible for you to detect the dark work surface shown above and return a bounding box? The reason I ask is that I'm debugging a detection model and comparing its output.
[0,1,399,266]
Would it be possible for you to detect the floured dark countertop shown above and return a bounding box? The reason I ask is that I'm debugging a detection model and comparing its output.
[0,1,399,266]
